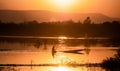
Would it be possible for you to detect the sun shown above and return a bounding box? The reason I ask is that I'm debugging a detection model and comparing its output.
[55,0,71,6]
[53,0,75,10]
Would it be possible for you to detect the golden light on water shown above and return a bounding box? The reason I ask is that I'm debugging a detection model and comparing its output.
[56,67,70,71]
[51,66,72,71]
[58,36,68,39]
[53,52,67,64]
[51,66,88,71]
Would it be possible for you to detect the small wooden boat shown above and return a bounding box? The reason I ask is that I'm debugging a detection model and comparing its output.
[52,46,84,58]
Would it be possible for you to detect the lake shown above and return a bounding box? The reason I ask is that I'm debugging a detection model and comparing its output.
[0,36,120,71]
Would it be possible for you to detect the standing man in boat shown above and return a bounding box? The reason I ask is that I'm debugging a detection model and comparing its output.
[52,45,56,58]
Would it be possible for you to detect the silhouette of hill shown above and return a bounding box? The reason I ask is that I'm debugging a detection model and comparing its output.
[0,10,120,23]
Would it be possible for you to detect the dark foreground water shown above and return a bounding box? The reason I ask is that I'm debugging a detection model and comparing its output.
[0,36,120,71]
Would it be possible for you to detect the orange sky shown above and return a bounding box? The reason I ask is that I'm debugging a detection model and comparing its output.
[0,0,120,18]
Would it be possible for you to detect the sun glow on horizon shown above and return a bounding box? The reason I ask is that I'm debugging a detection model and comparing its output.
[54,0,74,6]
[52,0,76,12]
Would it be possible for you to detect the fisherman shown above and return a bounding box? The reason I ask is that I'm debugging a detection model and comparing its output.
[52,45,56,58]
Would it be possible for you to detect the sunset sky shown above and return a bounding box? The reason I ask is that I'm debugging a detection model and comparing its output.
[0,0,120,18]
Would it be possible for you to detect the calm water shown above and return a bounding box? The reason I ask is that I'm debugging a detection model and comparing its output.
[0,36,120,71]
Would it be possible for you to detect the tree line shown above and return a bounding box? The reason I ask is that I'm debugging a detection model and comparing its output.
[0,19,120,38]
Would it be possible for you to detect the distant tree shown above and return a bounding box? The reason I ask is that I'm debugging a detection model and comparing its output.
[102,21,111,25]
[28,20,39,24]
[66,19,74,24]
[112,21,120,25]
[77,20,82,24]
[83,17,91,24]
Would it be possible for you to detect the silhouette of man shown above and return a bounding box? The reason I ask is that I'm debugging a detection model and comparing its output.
[52,46,56,58]
[83,17,91,24]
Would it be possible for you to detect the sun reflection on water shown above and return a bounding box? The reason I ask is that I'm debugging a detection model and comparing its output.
[58,36,68,39]
[51,66,88,71]
[51,66,72,71]
[53,52,68,64]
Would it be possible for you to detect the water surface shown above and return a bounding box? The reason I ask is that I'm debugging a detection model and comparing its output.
[0,36,119,71]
